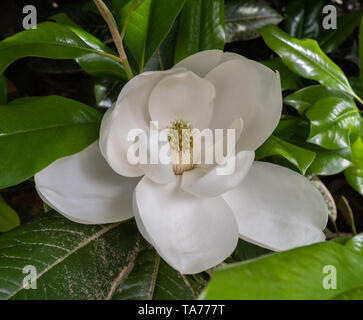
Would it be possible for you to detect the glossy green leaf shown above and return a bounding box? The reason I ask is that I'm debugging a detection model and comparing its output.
[345,137,363,195]
[284,0,324,38]
[306,97,361,149]
[201,233,363,300]
[0,74,6,104]
[0,194,20,233]
[259,24,355,96]
[0,96,101,189]
[119,0,185,71]
[256,135,316,174]
[0,212,206,300]
[0,22,123,77]
[284,85,352,115]
[224,0,282,42]
[261,57,303,91]
[174,0,224,64]
[318,11,361,54]
[94,78,124,108]
[50,13,126,80]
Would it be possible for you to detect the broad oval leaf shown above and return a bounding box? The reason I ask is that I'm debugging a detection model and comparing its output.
[201,233,363,299]
[259,24,355,96]
[0,22,122,77]
[0,95,101,188]
[225,0,282,42]
[0,212,206,300]
[306,97,361,150]
[0,194,20,233]
[284,85,352,114]
[344,137,363,195]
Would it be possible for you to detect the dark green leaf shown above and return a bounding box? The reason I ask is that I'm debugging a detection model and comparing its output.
[259,25,355,96]
[50,13,126,80]
[256,135,316,174]
[174,0,224,64]
[261,57,303,91]
[225,0,282,42]
[337,196,357,234]
[201,233,363,299]
[119,0,185,71]
[0,96,101,188]
[348,76,363,99]
[0,22,123,77]
[360,13,363,89]
[94,78,124,108]
[0,212,206,300]
[344,137,363,195]
[284,0,324,38]
[284,85,352,114]
[318,11,361,54]
[231,239,271,262]
[0,194,20,233]
[0,74,6,104]
[306,97,361,149]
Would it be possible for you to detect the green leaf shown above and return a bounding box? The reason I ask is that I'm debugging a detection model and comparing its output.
[259,24,355,96]
[231,239,271,262]
[50,13,127,80]
[0,22,123,77]
[345,137,363,195]
[348,76,363,99]
[261,57,303,91]
[0,212,206,300]
[120,0,185,71]
[337,196,357,234]
[94,78,124,108]
[0,74,6,104]
[174,0,224,64]
[306,97,361,150]
[284,0,324,38]
[0,194,20,233]
[201,233,363,300]
[224,0,282,42]
[0,96,101,189]
[318,11,362,54]
[284,85,352,115]
[256,135,316,174]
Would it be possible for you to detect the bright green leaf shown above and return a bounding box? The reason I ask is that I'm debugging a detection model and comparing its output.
[0,96,101,189]
[259,24,355,96]
[306,97,361,150]
[201,233,363,300]
[345,137,363,195]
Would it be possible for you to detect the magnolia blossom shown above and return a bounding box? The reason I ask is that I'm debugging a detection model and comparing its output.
[35,50,328,274]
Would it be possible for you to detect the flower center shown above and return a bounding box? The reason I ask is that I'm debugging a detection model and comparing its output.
[167,119,195,175]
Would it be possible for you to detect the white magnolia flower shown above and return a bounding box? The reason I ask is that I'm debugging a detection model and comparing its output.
[35,50,328,274]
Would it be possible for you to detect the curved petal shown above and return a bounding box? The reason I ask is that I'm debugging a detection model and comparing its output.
[133,176,239,274]
[181,151,254,198]
[149,71,215,130]
[222,161,329,251]
[205,59,282,150]
[35,142,139,224]
[100,69,185,177]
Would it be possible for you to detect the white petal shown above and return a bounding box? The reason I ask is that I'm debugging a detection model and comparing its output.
[133,176,239,274]
[149,71,215,129]
[100,69,184,177]
[181,151,254,198]
[205,59,282,150]
[35,142,139,224]
[222,161,329,251]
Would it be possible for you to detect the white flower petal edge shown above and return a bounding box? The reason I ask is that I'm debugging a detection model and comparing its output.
[149,71,216,129]
[35,142,139,224]
[181,150,255,198]
[133,176,239,274]
[222,161,329,251]
[205,59,282,150]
